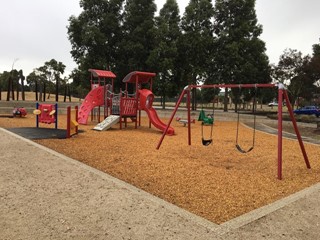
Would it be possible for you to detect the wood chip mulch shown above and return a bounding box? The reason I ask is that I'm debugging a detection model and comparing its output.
[1,114,319,224]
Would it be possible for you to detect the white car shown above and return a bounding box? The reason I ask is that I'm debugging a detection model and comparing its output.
[268,102,278,107]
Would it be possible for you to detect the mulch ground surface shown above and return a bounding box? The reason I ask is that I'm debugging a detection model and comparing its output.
[1,114,319,224]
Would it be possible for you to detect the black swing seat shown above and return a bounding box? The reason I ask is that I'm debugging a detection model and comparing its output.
[235,144,254,153]
[202,138,212,146]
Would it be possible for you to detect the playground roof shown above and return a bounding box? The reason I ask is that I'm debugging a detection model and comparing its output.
[89,69,116,78]
[122,71,156,84]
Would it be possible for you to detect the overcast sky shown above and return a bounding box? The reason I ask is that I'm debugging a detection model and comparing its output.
[0,0,319,77]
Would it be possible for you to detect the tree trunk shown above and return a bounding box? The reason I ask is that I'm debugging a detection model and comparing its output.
[64,85,67,102]
[6,77,10,101]
[68,85,71,102]
[21,78,25,101]
[43,83,46,102]
[7,76,13,101]
[223,88,229,112]
[191,88,197,111]
[11,77,15,100]
[162,92,166,110]
[39,83,43,102]
[16,76,20,101]
[55,79,59,102]
[35,81,38,101]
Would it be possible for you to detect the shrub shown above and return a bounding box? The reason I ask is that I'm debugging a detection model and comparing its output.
[267,113,316,123]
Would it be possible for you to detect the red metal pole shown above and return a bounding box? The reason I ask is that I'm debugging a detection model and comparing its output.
[156,88,187,150]
[283,90,311,169]
[277,86,283,180]
[278,84,284,180]
[187,87,191,145]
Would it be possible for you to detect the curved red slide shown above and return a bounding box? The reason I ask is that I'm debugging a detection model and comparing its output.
[78,86,104,125]
[139,89,174,135]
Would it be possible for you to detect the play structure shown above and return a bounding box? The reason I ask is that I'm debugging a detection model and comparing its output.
[13,107,27,117]
[66,106,79,138]
[78,69,174,135]
[33,103,79,138]
[156,83,311,180]
[0,107,27,118]
[34,103,58,128]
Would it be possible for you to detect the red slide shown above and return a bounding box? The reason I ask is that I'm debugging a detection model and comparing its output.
[139,89,174,135]
[78,86,104,125]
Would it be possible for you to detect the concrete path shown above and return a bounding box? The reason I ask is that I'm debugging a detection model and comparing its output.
[1,128,319,240]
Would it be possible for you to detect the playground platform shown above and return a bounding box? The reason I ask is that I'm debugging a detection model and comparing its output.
[1,127,319,239]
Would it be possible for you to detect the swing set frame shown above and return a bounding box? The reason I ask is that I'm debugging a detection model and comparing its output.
[156,83,311,180]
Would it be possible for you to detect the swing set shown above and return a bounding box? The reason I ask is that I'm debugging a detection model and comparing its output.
[156,83,311,180]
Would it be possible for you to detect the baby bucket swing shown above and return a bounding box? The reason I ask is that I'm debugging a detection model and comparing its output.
[199,90,215,146]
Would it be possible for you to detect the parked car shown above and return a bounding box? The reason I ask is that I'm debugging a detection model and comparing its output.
[268,102,278,107]
[268,101,286,107]
[293,106,320,117]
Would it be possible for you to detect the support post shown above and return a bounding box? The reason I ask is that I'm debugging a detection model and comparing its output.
[277,86,283,180]
[36,102,39,128]
[187,87,192,145]
[55,103,58,129]
[283,90,311,169]
[156,88,187,149]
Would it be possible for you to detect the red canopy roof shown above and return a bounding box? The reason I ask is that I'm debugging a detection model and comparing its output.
[122,71,156,83]
[89,69,116,78]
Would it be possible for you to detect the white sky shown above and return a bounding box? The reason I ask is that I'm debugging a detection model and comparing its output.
[0,0,319,77]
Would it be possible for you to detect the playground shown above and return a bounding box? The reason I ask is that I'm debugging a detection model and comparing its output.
[1,70,320,226]
[1,109,319,224]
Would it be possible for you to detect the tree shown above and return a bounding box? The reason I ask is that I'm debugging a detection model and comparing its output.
[117,0,157,83]
[27,70,43,101]
[18,70,26,101]
[0,71,11,100]
[147,0,182,108]
[180,0,215,110]
[6,69,20,101]
[68,0,124,89]
[61,76,72,102]
[213,0,270,111]
[25,60,65,102]
[272,49,306,85]
[302,42,320,105]
[272,49,313,107]
[38,59,66,102]
[308,42,320,89]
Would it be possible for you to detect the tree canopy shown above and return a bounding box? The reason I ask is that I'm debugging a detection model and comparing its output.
[147,0,182,107]
[68,0,124,88]
[272,46,320,107]
[3,0,319,107]
[212,0,270,111]
[67,0,270,96]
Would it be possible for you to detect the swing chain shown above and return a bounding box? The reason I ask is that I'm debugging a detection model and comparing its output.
[235,85,257,153]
